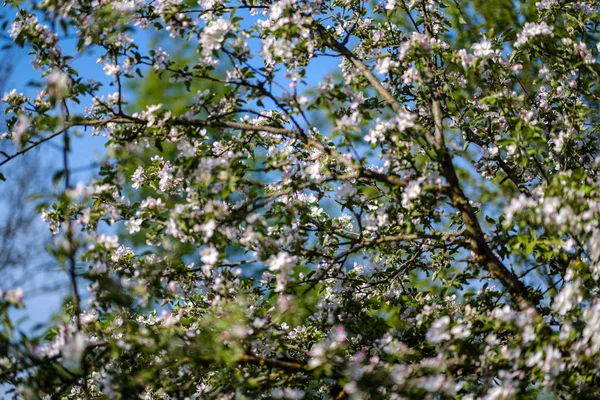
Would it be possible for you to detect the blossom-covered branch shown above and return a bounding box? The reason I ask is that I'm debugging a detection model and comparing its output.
[2,0,600,398]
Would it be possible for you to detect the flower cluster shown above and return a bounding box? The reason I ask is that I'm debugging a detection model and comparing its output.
[2,0,600,398]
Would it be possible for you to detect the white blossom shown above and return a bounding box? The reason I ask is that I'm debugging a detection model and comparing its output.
[515,22,554,48]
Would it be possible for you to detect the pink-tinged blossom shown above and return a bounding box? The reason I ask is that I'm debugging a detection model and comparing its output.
[335,110,362,131]
[61,332,87,369]
[80,310,99,325]
[514,21,554,48]
[572,2,595,15]
[402,67,421,85]
[131,166,145,189]
[472,40,498,59]
[336,183,357,201]
[3,287,24,306]
[95,234,119,250]
[101,62,121,77]
[426,315,451,343]
[158,160,178,193]
[10,115,30,147]
[505,194,537,223]
[200,245,219,267]
[375,56,398,75]
[576,42,595,64]
[40,210,60,235]
[199,18,232,57]
[140,197,165,210]
[536,0,558,10]
[151,47,169,72]
[125,218,143,234]
[485,384,516,400]
[1,89,29,106]
[111,245,133,263]
[46,69,70,99]
[195,219,216,241]
[553,279,583,315]
[271,388,305,399]
[396,110,416,131]
[456,49,473,69]
[267,251,296,271]
[365,118,396,144]
[402,179,423,208]
[133,104,164,127]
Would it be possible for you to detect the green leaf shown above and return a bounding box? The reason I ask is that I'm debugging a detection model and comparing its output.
[52,170,65,185]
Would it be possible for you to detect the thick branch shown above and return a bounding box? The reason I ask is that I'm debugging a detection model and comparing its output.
[1,115,446,197]
[316,24,539,312]
[425,67,538,312]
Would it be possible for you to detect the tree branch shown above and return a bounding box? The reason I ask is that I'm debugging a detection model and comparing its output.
[316,22,539,313]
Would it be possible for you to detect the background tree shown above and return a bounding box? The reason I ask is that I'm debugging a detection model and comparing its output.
[1,0,600,399]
